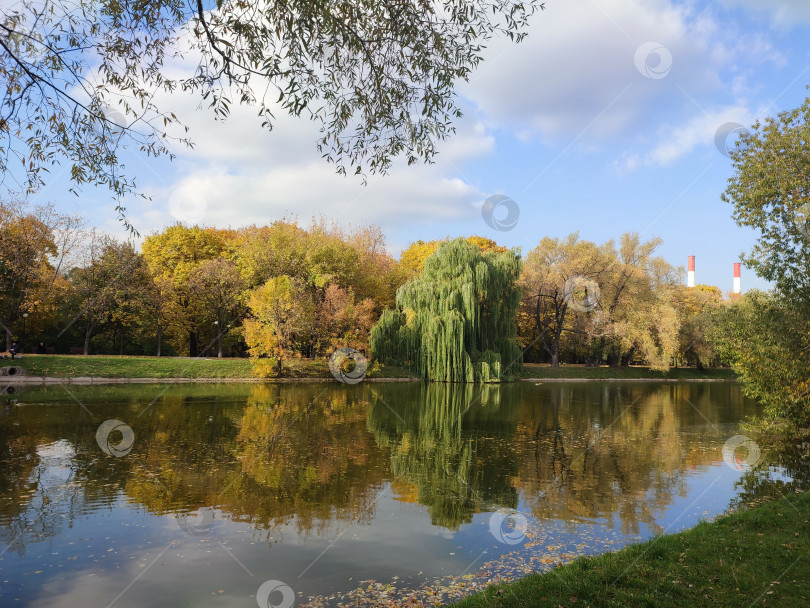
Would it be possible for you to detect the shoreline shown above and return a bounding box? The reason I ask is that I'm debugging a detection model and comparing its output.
[3,375,738,386]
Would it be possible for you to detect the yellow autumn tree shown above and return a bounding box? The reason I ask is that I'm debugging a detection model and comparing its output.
[244,276,315,377]
[141,225,227,355]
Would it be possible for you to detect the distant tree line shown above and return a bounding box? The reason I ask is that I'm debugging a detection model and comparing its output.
[377,233,728,377]
[0,206,402,359]
[0,201,730,374]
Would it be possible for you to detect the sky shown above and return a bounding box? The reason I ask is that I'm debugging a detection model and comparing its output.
[24,0,810,293]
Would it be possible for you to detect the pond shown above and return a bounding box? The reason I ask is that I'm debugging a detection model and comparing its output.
[0,381,806,607]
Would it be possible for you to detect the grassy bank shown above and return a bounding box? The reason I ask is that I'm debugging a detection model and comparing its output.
[8,355,736,381]
[8,354,414,379]
[453,491,809,608]
[11,354,255,378]
[521,363,737,380]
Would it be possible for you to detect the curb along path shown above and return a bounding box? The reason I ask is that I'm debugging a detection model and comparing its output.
[2,376,421,385]
[3,376,737,386]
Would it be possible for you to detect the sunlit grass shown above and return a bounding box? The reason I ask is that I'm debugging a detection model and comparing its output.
[15,354,254,378]
[521,363,736,380]
[11,355,736,381]
[13,354,415,379]
[453,491,809,607]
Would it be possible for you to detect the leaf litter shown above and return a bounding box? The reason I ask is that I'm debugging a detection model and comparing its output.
[300,519,629,607]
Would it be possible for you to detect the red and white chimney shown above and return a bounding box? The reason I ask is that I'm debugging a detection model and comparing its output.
[733,263,741,294]
[687,256,695,288]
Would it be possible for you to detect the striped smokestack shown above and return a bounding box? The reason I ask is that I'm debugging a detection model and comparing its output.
[687,256,695,288]
[733,263,741,294]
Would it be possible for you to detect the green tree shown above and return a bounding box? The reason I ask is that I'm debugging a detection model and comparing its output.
[611,291,680,371]
[244,275,315,376]
[66,235,150,355]
[99,241,152,355]
[719,96,810,432]
[674,284,723,369]
[371,238,522,382]
[141,275,175,357]
[186,258,245,357]
[722,96,810,304]
[231,219,400,312]
[0,0,541,215]
[713,290,810,433]
[399,235,507,279]
[305,219,399,309]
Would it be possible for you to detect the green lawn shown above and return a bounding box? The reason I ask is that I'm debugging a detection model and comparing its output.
[453,491,809,608]
[10,354,415,379]
[8,355,736,381]
[520,363,737,380]
[13,354,255,378]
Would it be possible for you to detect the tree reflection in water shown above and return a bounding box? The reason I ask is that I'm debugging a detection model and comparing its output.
[0,380,802,560]
[368,382,523,529]
[730,437,810,510]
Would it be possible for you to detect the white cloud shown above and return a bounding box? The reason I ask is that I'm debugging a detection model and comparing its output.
[612,151,641,175]
[138,160,483,231]
[615,99,777,170]
[118,46,496,236]
[722,0,810,25]
[647,105,753,165]
[462,0,782,143]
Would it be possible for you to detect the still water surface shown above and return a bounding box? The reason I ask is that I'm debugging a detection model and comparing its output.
[0,381,804,607]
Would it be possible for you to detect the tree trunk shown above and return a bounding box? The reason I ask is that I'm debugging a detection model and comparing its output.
[621,346,636,367]
[156,325,162,357]
[217,327,223,358]
[593,336,606,367]
[83,327,92,356]
[548,305,568,369]
[119,330,124,355]
[189,331,198,357]
[550,324,563,368]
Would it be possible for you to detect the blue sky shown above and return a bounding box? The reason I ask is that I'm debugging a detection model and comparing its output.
[27,0,810,293]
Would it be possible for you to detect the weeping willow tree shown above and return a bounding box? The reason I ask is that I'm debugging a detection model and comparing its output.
[371,238,522,382]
